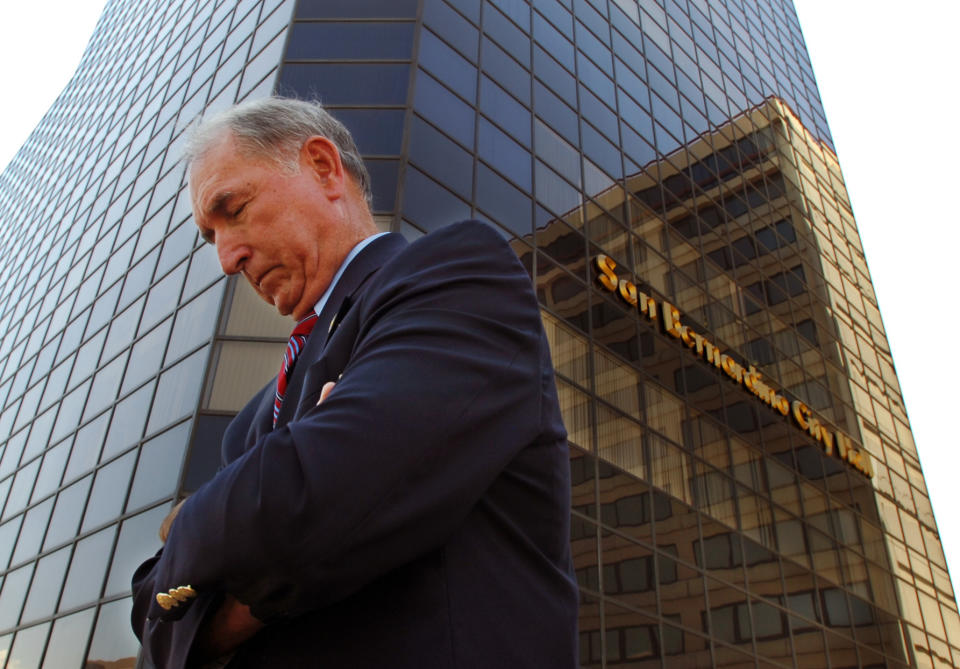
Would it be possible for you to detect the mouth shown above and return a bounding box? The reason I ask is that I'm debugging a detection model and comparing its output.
[251,266,278,290]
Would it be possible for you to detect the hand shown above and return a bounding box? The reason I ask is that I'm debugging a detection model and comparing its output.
[195,595,264,662]
[159,498,187,543]
[318,380,336,405]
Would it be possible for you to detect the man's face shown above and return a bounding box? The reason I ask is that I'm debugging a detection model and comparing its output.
[190,133,358,320]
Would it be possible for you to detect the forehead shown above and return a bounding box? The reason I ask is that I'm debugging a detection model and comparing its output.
[189,135,266,207]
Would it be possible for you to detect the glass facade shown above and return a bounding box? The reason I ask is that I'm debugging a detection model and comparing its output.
[0,0,954,667]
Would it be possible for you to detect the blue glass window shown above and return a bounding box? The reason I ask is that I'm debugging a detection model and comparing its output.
[424,0,479,63]
[410,117,474,200]
[402,168,472,233]
[484,4,530,67]
[296,0,418,19]
[366,159,400,213]
[127,422,190,511]
[105,504,168,596]
[481,37,530,105]
[480,76,531,147]
[536,0,573,35]
[333,109,406,157]
[414,71,476,148]
[536,160,581,217]
[576,50,614,102]
[478,118,532,192]
[490,0,531,32]
[476,164,532,238]
[574,0,608,37]
[579,86,618,144]
[533,47,576,105]
[652,93,684,147]
[445,0,481,23]
[81,452,136,532]
[533,13,574,72]
[581,122,622,183]
[534,81,578,146]
[535,120,581,189]
[574,20,612,73]
[419,28,478,103]
[21,546,70,623]
[286,22,415,60]
[279,64,410,105]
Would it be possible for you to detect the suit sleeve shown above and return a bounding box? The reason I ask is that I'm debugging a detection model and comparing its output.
[131,550,223,669]
[142,222,551,623]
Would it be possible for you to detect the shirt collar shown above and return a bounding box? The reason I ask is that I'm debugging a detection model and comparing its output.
[313,232,389,317]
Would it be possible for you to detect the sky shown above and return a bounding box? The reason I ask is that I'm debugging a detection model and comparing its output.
[791,0,960,595]
[1,0,958,592]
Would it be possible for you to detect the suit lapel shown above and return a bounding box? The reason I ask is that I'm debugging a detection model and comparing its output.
[273,232,407,429]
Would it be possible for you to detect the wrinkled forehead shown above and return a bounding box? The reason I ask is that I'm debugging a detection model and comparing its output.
[188,134,254,201]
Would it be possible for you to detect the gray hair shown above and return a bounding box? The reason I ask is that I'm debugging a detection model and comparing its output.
[183,97,373,209]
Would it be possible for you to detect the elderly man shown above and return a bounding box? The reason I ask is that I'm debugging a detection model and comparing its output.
[130,97,578,668]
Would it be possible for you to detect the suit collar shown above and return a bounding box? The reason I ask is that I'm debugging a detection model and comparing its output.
[272,232,407,429]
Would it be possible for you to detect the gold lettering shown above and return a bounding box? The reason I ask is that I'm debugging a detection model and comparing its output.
[836,432,851,459]
[703,342,722,368]
[847,447,860,467]
[692,331,705,355]
[638,292,657,320]
[662,301,682,338]
[820,430,835,456]
[618,279,638,306]
[594,255,871,477]
[594,254,618,292]
[792,400,810,430]
[755,379,770,402]
[721,355,743,383]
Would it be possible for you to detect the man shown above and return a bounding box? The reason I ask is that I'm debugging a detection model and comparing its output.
[131,97,578,668]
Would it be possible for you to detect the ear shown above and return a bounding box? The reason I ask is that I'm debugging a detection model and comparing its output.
[300,136,346,199]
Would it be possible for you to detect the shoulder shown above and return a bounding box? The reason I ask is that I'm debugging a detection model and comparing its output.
[358,220,539,323]
[384,220,526,280]
[416,219,511,253]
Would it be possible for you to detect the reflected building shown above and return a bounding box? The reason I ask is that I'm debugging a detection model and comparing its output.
[0,0,955,667]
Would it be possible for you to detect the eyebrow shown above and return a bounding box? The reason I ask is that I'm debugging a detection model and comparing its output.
[204,189,237,218]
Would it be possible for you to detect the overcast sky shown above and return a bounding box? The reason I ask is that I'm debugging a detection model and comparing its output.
[2,0,959,594]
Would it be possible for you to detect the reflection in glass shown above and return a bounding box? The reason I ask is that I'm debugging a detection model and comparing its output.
[5,622,50,669]
[127,422,189,511]
[0,563,33,629]
[42,607,96,669]
[60,526,116,612]
[43,476,92,551]
[81,452,135,532]
[11,497,53,565]
[104,504,166,597]
[85,597,139,668]
[21,546,70,623]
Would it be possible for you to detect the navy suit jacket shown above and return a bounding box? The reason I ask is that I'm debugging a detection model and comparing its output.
[132,221,578,668]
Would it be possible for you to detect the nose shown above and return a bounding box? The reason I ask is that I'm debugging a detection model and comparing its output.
[216,231,251,275]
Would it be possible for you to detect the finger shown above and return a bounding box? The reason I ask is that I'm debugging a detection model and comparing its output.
[317,381,336,405]
[159,498,187,543]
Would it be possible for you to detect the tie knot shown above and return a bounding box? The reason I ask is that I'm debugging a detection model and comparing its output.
[291,313,320,338]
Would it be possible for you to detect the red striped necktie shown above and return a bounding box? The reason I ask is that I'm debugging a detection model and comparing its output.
[273,313,320,427]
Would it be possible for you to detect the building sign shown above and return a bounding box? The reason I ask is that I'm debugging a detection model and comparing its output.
[593,254,873,478]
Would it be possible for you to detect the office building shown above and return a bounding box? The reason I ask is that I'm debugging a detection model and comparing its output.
[0,0,955,666]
